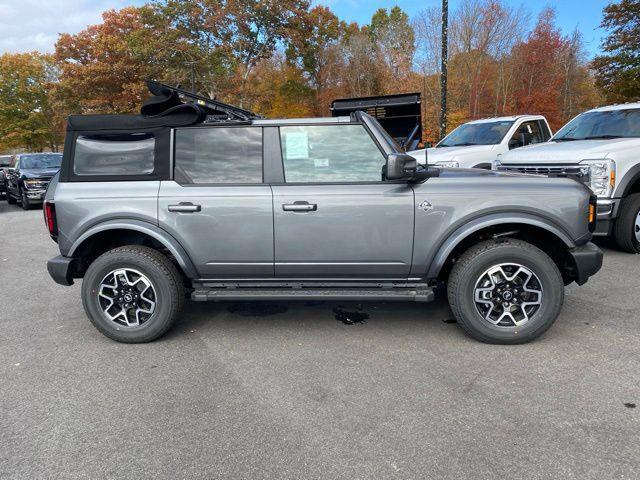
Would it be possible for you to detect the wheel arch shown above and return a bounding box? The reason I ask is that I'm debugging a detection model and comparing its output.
[68,220,198,279]
[616,163,640,198]
[427,215,577,284]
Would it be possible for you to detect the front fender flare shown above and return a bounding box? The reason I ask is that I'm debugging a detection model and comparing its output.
[68,219,199,278]
[426,213,576,279]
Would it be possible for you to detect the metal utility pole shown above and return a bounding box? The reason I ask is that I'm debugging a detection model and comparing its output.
[440,0,449,140]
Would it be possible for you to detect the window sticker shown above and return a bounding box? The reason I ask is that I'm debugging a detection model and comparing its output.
[314,158,329,168]
[285,131,309,159]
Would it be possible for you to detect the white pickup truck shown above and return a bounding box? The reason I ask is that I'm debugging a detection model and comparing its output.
[408,115,552,169]
[496,102,640,253]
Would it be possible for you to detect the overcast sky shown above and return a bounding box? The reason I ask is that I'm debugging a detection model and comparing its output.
[0,0,609,57]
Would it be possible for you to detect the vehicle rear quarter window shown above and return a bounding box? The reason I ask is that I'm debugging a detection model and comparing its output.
[73,134,155,176]
[279,124,385,183]
[174,127,263,184]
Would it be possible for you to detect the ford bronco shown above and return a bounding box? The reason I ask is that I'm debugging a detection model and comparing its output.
[45,82,602,344]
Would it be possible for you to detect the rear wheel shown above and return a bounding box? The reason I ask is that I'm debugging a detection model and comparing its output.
[447,239,564,344]
[613,193,640,253]
[81,245,185,343]
[6,191,16,204]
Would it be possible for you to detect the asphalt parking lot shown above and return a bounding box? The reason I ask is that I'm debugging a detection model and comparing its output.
[0,201,638,480]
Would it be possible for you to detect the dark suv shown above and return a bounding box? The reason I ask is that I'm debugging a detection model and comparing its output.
[44,82,603,344]
[6,153,62,209]
[0,154,12,199]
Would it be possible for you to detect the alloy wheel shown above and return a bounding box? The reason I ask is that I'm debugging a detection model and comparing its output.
[473,263,543,327]
[98,268,156,327]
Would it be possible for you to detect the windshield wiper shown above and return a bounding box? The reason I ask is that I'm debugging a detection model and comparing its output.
[580,135,624,140]
[553,137,578,142]
[452,142,478,146]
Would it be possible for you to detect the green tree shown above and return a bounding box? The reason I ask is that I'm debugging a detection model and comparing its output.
[369,6,415,84]
[592,0,640,102]
[0,53,62,152]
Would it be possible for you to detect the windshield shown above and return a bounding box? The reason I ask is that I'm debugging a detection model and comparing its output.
[20,154,62,170]
[438,120,514,147]
[553,108,640,141]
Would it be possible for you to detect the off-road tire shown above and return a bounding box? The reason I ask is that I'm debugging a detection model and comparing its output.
[447,238,564,344]
[82,245,185,343]
[613,193,640,254]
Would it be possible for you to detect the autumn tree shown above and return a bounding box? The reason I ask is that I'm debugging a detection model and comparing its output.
[509,8,566,128]
[55,7,163,114]
[0,53,62,152]
[339,23,380,98]
[592,0,640,102]
[286,6,346,114]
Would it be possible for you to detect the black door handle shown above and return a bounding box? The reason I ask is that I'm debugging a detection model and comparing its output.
[282,201,317,212]
[168,202,201,213]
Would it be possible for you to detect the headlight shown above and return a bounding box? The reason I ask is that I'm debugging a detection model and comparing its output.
[435,160,459,168]
[579,159,615,197]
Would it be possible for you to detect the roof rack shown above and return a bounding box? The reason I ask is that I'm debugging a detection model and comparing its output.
[146,80,262,123]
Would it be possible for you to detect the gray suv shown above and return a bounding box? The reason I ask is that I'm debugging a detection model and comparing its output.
[45,83,603,344]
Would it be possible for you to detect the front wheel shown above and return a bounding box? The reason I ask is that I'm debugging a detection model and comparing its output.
[613,193,640,253]
[21,190,31,210]
[447,239,564,344]
[81,245,185,343]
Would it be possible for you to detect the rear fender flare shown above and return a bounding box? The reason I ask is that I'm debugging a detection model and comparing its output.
[68,219,199,278]
[426,213,575,279]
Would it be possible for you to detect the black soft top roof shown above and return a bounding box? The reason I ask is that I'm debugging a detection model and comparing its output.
[66,81,261,132]
[67,113,198,131]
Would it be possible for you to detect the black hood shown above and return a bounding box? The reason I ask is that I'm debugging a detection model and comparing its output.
[21,168,60,179]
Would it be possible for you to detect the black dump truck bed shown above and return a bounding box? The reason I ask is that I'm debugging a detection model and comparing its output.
[330,93,422,151]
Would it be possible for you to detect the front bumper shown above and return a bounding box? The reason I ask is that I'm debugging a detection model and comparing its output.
[593,198,619,236]
[23,188,47,203]
[47,255,77,286]
[569,242,603,285]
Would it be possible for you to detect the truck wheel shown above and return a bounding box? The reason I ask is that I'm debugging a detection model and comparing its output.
[81,246,185,343]
[447,239,564,344]
[613,193,640,253]
[21,190,31,210]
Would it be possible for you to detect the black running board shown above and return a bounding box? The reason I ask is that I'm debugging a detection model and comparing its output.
[191,286,434,302]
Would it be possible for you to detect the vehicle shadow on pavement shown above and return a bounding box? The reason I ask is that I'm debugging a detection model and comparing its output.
[165,298,456,339]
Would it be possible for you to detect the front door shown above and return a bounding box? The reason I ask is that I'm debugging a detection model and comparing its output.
[158,126,273,278]
[272,123,415,279]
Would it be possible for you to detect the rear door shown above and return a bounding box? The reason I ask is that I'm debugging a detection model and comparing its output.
[158,126,274,279]
[271,123,415,279]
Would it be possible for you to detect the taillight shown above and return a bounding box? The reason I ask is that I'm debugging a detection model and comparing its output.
[44,201,58,238]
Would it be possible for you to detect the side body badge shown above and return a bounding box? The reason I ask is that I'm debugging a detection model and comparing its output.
[418,200,433,212]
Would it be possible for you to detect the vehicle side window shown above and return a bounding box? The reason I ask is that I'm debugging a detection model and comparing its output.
[510,121,544,148]
[279,124,385,183]
[174,127,263,184]
[74,133,155,176]
[539,121,552,141]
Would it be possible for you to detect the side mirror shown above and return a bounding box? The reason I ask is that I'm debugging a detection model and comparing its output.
[386,153,418,180]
